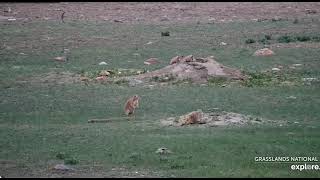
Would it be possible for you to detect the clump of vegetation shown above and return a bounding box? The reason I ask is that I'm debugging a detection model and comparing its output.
[312,36,320,42]
[296,36,311,42]
[242,72,274,87]
[293,18,299,24]
[151,74,176,82]
[258,38,270,45]
[161,31,170,36]
[277,34,320,43]
[56,152,79,165]
[56,152,67,160]
[264,35,272,40]
[245,39,256,44]
[277,35,296,43]
[208,77,229,86]
[64,157,79,165]
[114,78,129,85]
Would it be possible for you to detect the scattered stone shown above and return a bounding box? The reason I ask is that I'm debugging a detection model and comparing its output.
[12,66,21,69]
[286,96,297,99]
[99,61,108,65]
[144,58,159,65]
[155,147,172,155]
[253,48,275,56]
[52,164,75,171]
[220,42,227,46]
[302,77,317,82]
[292,64,302,67]
[7,18,16,21]
[272,68,281,71]
[54,56,67,62]
[145,41,153,45]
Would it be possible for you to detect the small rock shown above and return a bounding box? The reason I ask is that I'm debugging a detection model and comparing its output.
[7,18,16,21]
[145,41,153,45]
[302,77,317,82]
[292,64,302,67]
[12,66,21,69]
[286,96,297,99]
[272,68,281,71]
[52,164,75,171]
[54,56,66,62]
[144,58,159,65]
[99,61,108,65]
[220,42,227,46]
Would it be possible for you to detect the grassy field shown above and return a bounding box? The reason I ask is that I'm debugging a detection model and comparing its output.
[1,16,320,177]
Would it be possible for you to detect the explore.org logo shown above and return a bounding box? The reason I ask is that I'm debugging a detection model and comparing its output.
[254,156,320,171]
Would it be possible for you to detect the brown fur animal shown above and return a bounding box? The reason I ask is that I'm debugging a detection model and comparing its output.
[180,55,194,63]
[179,110,203,126]
[124,95,140,116]
[170,56,183,65]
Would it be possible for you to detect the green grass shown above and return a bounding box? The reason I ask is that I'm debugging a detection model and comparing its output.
[1,17,320,177]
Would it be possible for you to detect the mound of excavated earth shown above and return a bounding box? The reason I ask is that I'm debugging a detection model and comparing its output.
[160,109,283,127]
[120,55,246,84]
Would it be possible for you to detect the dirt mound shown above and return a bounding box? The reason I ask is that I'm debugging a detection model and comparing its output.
[160,109,281,127]
[253,48,275,56]
[121,55,245,84]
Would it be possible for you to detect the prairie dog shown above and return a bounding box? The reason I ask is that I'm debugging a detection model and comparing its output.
[124,95,140,116]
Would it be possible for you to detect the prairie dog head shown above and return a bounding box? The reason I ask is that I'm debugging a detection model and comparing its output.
[132,95,140,107]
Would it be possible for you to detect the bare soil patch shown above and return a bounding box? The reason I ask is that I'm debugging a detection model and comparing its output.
[160,109,283,128]
[120,56,246,85]
[1,2,320,24]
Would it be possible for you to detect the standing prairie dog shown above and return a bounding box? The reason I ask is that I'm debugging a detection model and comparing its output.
[124,95,140,116]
